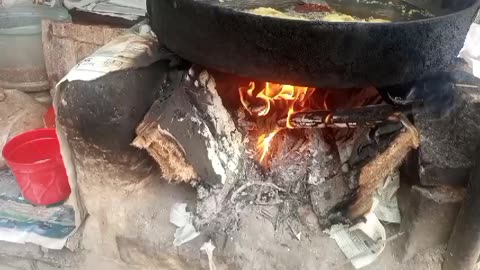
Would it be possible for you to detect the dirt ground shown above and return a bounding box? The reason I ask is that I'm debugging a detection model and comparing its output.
[0,184,448,270]
[213,205,445,270]
[0,166,449,270]
[0,223,447,270]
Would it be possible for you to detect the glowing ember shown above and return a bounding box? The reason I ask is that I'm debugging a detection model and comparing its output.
[239,82,316,163]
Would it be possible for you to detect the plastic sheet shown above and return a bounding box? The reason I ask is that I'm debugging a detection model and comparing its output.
[0,170,76,249]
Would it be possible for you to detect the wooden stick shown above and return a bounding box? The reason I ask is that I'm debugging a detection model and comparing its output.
[278,104,411,129]
[455,83,479,89]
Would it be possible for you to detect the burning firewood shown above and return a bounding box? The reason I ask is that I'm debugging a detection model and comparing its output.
[133,66,421,230]
[277,104,414,129]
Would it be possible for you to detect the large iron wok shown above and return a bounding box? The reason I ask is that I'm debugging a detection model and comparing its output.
[148,0,480,88]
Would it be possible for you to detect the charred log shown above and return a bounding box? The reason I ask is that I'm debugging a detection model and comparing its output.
[348,123,420,219]
[309,128,355,227]
[133,68,244,186]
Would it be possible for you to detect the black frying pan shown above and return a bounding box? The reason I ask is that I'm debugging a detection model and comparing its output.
[148,0,480,88]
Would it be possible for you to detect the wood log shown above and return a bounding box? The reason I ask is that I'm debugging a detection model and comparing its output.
[348,123,420,219]
[309,128,355,227]
[133,68,248,223]
[132,122,199,183]
[133,68,244,186]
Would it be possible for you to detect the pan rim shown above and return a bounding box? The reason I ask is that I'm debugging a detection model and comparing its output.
[181,0,480,25]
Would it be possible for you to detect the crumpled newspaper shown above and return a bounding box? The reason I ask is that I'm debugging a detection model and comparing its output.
[170,203,200,247]
[459,23,480,78]
[373,173,401,224]
[328,171,401,269]
[328,213,387,269]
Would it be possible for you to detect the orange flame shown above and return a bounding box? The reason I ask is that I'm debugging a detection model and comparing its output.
[257,128,281,163]
[239,82,316,163]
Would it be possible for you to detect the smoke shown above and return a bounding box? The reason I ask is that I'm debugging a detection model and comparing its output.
[384,71,470,119]
[406,72,457,119]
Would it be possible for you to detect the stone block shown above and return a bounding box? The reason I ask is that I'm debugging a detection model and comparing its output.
[399,185,465,261]
[416,82,480,187]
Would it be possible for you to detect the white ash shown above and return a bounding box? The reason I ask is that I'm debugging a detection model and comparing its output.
[196,70,243,184]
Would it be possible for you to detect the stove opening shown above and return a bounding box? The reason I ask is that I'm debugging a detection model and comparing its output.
[134,66,426,230]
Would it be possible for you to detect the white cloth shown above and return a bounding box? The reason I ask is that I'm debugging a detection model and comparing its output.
[459,23,480,79]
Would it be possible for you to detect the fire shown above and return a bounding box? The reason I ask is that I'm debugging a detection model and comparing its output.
[239,82,316,163]
[257,128,281,163]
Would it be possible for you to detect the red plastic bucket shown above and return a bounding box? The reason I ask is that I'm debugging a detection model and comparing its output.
[2,129,70,205]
